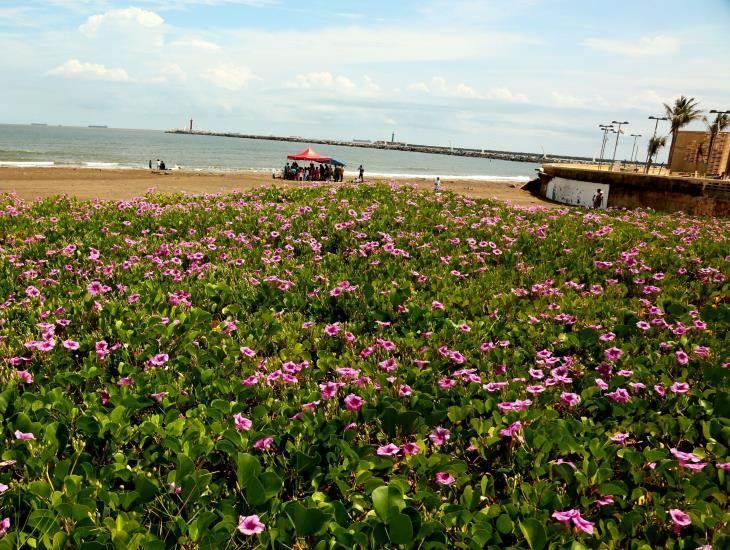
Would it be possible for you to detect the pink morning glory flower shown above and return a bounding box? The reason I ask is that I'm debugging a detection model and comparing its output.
[238,515,265,535]
[376,443,400,456]
[435,472,455,485]
[344,394,364,411]
[669,509,691,529]
[14,431,35,440]
[253,437,274,450]
[234,413,253,431]
[429,426,450,446]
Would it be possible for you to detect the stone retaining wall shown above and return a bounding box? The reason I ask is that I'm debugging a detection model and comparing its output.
[538,165,730,217]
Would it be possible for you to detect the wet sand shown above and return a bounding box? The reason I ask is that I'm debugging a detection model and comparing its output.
[0,167,554,207]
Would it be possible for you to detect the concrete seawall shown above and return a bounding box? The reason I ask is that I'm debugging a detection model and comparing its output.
[165,130,593,165]
[536,164,730,217]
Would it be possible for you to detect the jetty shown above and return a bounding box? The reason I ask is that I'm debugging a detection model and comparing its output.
[165,129,592,165]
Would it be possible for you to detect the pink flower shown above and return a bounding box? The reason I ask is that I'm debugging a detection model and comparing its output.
[87,281,105,295]
[434,472,455,485]
[500,421,523,440]
[378,358,398,372]
[319,381,340,400]
[25,285,40,298]
[604,347,623,362]
[376,443,400,456]
[234,413,253,431]
[398,384,412,396]
[670,382,690,394]
[0,517,9,538]
[324,323,341,336]
[253,437,274,450]
[669,509,691,528]
[606,388,631,403]
[14,430,35,440]
[403,442,421,455]
[552,509,594,535]
[16,370,33,384]
[62,339,80,350]
[594,495,614,507]
[240,346,256,358]
[429,426,450,446]
[344,393,364,411]
[610,432,630,443]
[169,482,182,494]
[149,353,169,366]
[238,515,265,536]
[150,392,168,402]
[117,377,133,387]
[560,392,581,406]
[675,350,689,365]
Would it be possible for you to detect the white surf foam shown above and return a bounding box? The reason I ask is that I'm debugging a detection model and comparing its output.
[0,161,55,167]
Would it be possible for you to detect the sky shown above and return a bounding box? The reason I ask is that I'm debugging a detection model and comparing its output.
[0,0,729,157]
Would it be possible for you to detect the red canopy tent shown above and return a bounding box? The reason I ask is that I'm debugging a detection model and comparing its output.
[287,147,332,163]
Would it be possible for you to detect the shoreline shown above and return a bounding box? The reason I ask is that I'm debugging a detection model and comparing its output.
[0,166,553,207]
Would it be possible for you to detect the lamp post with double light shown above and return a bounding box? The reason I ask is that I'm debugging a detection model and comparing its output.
[598,124,613,169]
[629,134,642,171]
[611,121,629,170]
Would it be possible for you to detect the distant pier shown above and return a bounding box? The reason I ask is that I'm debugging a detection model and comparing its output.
[165,129,592,165]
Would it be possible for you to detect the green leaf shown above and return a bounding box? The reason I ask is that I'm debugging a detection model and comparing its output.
[389,512,413,544]
[372,485,405,523]
[496,514,514,534]
[291,504,327,536]
[519,518,547,550]
[236,453,261,487]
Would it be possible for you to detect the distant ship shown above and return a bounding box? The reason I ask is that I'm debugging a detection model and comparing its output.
[30,123,47,126]
[88,125,108,128]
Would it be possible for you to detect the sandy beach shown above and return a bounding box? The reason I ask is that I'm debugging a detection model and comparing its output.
[0,167,553,207]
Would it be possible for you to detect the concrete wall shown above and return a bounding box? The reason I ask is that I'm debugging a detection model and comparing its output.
[670,131,730,176]
[539,164,730,217]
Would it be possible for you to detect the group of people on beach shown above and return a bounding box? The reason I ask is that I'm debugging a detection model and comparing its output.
[282,162,350,182]
[148,159,167,170]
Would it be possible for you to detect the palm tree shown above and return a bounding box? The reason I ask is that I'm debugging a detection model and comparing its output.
[663,96,703,170]
[693,141,706,176]
[703,113,730,174]
[645,135,667,174]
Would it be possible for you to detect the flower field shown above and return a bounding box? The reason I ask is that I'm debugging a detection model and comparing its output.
[0,183,728,549]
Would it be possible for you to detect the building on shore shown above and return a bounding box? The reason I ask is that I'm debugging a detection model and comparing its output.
[669,130,730,177]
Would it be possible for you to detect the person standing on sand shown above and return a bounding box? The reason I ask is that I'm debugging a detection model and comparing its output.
[434,177,441,191]
[148,160,152,169]
[156,159,161,170]
[358,165,364,182]
[592,189,604,209]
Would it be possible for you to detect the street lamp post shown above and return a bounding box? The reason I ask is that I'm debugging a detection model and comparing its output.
[629,134,642,171]
[645,115,668,173]
[598,124,613,169]
[611,121,629,170]
[708,109,730,176]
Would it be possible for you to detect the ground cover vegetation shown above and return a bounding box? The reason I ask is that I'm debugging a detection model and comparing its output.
[0,183,727,548]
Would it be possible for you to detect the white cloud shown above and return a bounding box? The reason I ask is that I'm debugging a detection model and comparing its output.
[287,72,356,91]
[485,87,529,103]
[407,82,430,93]
[148,63,187,83]
[364,75,380,93]
[47,59,129,82]
[171,38,221,51]
[550,91,609,109]
[80,7,164,37]
[202,63,256,90]
[583,35,680,57]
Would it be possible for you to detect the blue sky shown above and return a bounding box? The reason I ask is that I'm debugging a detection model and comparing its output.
[0,0,728,157]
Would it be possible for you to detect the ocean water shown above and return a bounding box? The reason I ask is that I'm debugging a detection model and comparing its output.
[0,124,538,182]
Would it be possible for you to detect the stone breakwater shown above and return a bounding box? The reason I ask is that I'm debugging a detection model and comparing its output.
[165,130,592,165]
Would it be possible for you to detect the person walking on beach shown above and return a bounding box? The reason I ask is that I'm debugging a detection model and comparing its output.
[156,159,161,170]
[434,177,441,191]
[592,189,604,209]
[148,160,152,169]
[358,165,364,182]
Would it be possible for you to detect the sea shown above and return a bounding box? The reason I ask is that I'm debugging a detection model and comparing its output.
[0,124,538,182]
